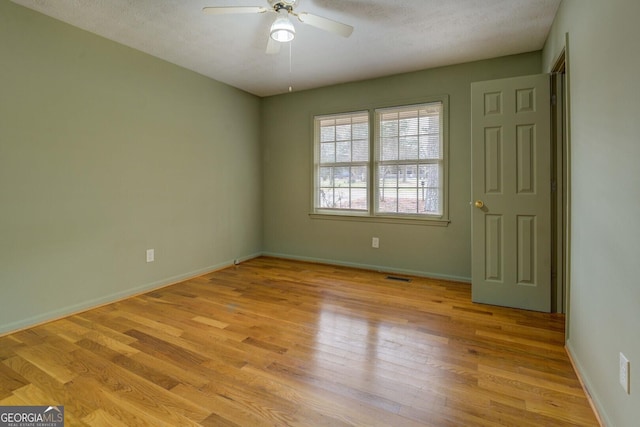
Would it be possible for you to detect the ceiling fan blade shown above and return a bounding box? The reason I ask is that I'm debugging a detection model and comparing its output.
[266,37,281,55]
[202,6,268,15]
[296,12,353,37]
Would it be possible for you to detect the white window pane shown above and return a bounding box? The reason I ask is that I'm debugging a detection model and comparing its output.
[321,125,336,142]
[351,188,367,209]
[333,166,349,182]
[319,188,334,208]
[353,122,368,139]
[424,188,441,214]
[320,142,335,163]
[378,165,398,187]
[333,188,349,208]
[424,164,440,187]
[381,137,398,161]
[380,120,398,138]
[398,188,417,213]
[380,112,398,121]
[352,139,369,162]
[399,109,418,119]
[400,165,418,185]
[420,114,439,132]
[319,166,332,183]
[399,116,419,137]
[335,116,352,126]
[399,136,418,160]
[351,166,367,186]
[336,141,351,162]
[377,188,397,213]
[336,124,351,141]
[419,134,441,159]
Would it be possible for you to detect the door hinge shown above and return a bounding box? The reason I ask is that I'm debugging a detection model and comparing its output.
[551,94,557,106]
[551,181,557,193]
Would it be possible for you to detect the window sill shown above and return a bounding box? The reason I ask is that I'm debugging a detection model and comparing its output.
[309,213,450,227]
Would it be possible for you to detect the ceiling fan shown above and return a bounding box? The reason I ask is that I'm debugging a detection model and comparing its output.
[202,0,354,54]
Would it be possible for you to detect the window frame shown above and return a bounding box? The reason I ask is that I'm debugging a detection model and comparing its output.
[311,95,449,226]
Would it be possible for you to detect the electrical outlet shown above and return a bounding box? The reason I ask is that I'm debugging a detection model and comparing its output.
[372,237,379,248]
[620,352,630,394]
[146,249,155,263]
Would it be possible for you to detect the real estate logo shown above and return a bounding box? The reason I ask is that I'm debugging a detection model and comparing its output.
[0,406,64,427]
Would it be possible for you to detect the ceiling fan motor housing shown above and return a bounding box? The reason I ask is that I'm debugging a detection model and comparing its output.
[268,0,299,12]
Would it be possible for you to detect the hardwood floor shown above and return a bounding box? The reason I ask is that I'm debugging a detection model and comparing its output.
[0,257,598,426]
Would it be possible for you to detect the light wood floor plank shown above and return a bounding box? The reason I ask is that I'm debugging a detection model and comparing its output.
[0,257,599,426]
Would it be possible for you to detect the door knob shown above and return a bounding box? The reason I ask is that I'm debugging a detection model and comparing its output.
[474,200,484,209]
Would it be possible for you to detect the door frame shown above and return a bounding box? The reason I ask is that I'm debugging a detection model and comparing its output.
[550,36,571,318]
[551,57,565,313]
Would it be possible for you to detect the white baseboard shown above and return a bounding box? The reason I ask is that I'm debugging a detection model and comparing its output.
[1,251,464,336]
[0,253,262,337]
[262,251,471,283]
[565,340,608,427]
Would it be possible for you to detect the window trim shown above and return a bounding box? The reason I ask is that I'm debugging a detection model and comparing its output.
[311,95,450,226]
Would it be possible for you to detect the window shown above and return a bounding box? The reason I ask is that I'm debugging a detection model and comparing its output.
[375,102,444,216]
[314,111,369,213]
[313,97,448,223]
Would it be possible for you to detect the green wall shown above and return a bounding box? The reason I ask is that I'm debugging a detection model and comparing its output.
[261,53,541,281]
[0,2,263,334]
[543,0,640,425]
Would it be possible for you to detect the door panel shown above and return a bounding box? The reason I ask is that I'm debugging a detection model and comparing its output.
[485,214,503,281]
[516,125,535,193]
[484,128,503,194]
[517,215,536,284]
[471,74,551,312]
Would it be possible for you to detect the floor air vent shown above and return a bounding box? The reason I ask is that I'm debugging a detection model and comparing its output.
[386,275,411,283]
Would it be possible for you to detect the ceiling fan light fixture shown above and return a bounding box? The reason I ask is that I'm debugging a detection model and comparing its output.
[270,9,295,42]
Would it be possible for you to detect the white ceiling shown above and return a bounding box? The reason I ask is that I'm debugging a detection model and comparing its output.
[11,0,561,97]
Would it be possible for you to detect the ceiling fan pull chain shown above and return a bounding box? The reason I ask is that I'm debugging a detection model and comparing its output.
[288,41,293,92]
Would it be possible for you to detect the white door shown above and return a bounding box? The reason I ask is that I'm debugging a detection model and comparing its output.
[471,74,551,312]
